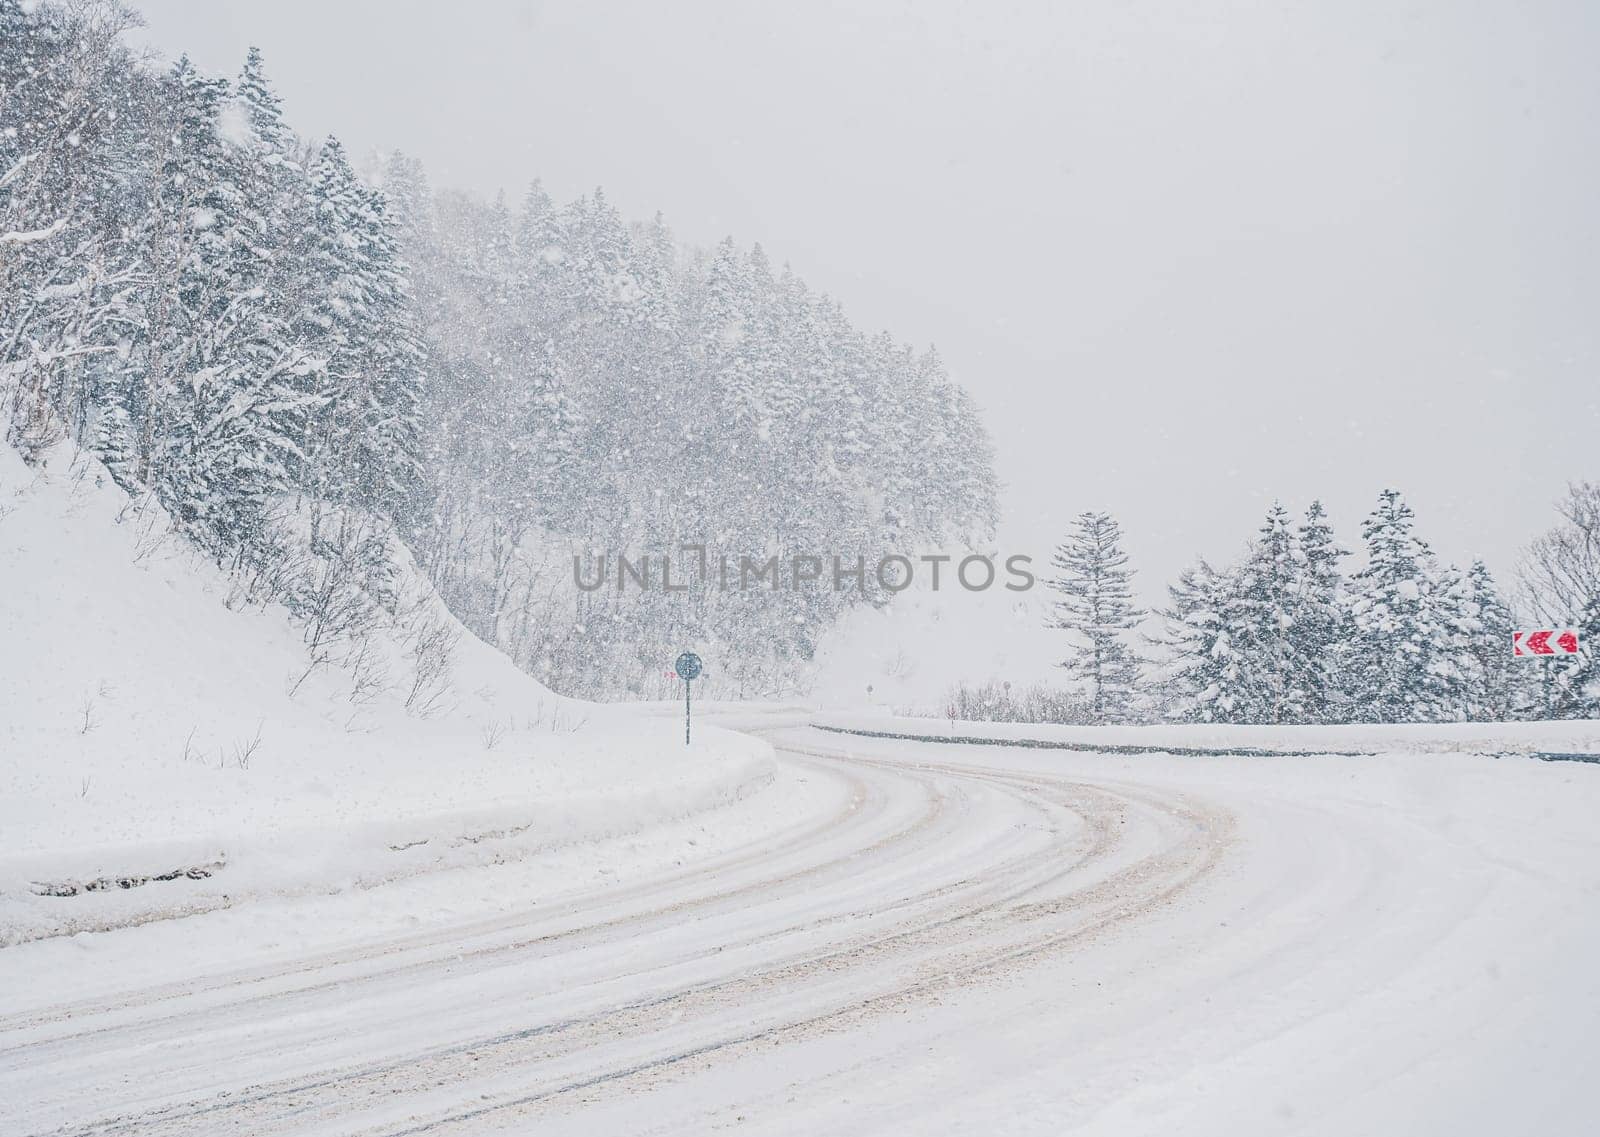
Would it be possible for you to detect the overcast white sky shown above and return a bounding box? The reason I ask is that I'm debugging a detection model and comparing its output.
[128,0,1600,609]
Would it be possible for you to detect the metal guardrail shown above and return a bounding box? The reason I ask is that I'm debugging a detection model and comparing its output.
[813,723,1600,765]
[1526,751,1600,764]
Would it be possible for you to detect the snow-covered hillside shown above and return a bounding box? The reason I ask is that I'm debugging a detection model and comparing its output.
[0,442,772,945]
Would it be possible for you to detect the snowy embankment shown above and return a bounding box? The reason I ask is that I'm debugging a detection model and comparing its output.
[815,711,1600,759]
[0,443,773,945]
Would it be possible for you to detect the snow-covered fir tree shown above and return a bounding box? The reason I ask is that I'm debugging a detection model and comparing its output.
[1156,503,1352,725]
[1346,489,1460,722]
[1459,558,1519,720]
[1228,503,1307,724]
[1292,500,1350,722]
[1156,559,1245,723]
[109,56,314,549]
[1047,512,1145,722]
[1430,562,1487,720]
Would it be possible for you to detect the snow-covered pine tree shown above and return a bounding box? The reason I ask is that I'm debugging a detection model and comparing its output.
[1155,558,1245,722]
[1228,503,1306,723]
[1347,489,1454,722]
[351,180,427,516]
[234,47,288,151]
[231,48,306,320]
[1428,562,1485,721]
[512,179,554,267]
[382,152,438,260]
[292,136,364,505]
[634,211,681,334]
[292,136,423,519]
[1047,512,1145,722]
[1461,558,1519,720]
[115,56,314,550]
[1293,500,1351,721]
[700,236,754,413]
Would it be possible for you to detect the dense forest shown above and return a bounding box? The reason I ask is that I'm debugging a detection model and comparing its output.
[0,0,999,698]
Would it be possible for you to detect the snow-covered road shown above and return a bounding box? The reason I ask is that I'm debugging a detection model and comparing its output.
[3,727,1598,1136]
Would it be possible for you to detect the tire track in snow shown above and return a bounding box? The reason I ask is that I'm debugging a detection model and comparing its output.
[5,729,1233,1137]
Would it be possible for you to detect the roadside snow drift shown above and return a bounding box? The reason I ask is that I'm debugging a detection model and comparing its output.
[0,443,772,944]
[815,711,1600,759]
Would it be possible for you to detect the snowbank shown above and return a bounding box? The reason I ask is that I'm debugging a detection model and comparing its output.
[815,711,1600,759]
[0,443,772,944]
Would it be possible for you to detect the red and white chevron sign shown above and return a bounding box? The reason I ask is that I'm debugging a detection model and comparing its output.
[1512,629,1581,658]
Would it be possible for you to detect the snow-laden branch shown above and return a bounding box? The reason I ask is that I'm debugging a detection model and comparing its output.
[0,217,69,246]
[0,152,37,191]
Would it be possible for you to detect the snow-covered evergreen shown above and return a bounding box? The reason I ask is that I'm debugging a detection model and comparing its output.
[1156,558,1241,723]
[292,137,424,517]
[1159,504,1334,725]
[1345,490,1462,722]
[1227,504,1307,724]
[1293,501,1351,722]
[1459,559,1520,720]
[1046,512,1144,722]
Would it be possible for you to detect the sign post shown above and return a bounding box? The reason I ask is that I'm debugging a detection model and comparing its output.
[1513,629,1582,717]
[675,651,702,746]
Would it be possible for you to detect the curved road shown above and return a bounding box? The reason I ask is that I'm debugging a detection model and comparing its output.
[2,726,1597,1136]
